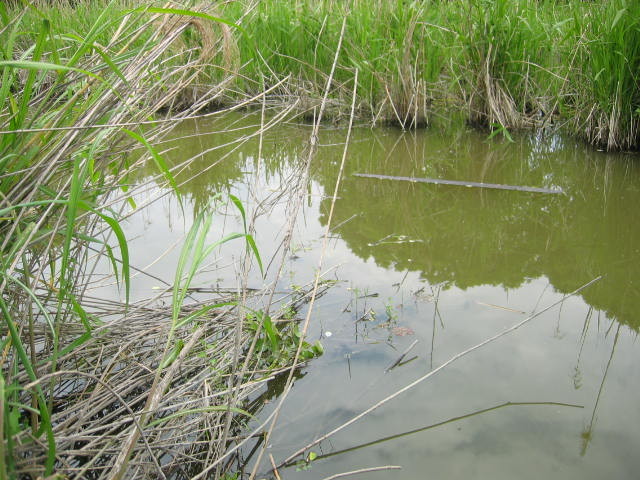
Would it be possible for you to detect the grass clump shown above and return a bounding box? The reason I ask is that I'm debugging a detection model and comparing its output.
[218,0,640,150]
[564,0,640,150]
[455,0,555,130]
[14,0,637,150]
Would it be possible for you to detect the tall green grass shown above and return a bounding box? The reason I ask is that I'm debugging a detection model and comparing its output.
[455,0,555,129]
[225,0,450,127]
[12,1,636,149]
[217,0,639,149]
[564,0,640,150]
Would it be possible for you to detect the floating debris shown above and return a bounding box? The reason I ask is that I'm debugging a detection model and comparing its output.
[354,173,564,194]
[391,326,415,337]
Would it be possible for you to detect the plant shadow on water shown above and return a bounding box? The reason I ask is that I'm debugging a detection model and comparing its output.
[130,112,640,480]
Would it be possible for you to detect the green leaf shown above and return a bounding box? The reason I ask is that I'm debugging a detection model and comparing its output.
[65,0,118,69]
[0,199,67,218]
[312,341,324,356]
[123,129,181,209]
[93,211,130,305]
[159,339,184,369]
[229,194,247,230]
[199,233,245,264]
[0,297,56,475]
[0,60,99,78]
[175,301,236,329]
[245,234,264,277]
[0,370,8,479]
[16,19,49,128]
[59,158,85,304]
[46,332,92,362]
[2,275,56,340]
[127,6,246,36]
[229,195,264,277]
[260,311,279,354]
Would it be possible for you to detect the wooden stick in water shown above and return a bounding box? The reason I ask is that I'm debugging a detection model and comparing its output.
[353,173,564,194]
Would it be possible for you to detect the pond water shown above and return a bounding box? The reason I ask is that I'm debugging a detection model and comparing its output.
[118,111,639,479]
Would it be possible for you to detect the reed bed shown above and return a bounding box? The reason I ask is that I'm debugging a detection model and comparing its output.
[8,1,638,150]
[7,284,323,480]
[1,1,319,478]
[217,0,640,150]
[565,0,640,151]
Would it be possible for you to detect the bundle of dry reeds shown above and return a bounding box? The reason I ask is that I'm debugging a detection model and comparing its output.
[1,2,310,478]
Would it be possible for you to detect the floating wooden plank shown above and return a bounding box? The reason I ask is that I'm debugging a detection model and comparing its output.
[353,173,564,194]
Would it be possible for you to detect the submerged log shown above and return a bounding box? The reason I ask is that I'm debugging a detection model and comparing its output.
[353,173,564,194]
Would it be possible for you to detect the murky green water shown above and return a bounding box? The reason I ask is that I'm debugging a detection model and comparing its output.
[120,112,640,479]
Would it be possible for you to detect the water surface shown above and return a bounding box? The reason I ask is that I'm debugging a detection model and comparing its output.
[120,112,640,479]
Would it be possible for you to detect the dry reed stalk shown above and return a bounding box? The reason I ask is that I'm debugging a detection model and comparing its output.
[244,23,359,480]
[468,44,525,130]
[319,466,403,480]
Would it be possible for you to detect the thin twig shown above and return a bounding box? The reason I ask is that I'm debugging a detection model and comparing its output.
[269,454,282,480]
[320,466,402,480]
[385,339,419,373]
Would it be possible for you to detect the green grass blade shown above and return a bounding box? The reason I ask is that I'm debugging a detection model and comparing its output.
[128,6,246,36]
[260,311,279,354]
[5,221,36,262]
[93,210,130,305]
[229,194,247,231]
[59,159,84,304]
[104,243,120,291]
[92,43,129,85]
[16,19,49,128]
[200,233,244,260]
[123,129,181,208]
[0,199,68,218]
[0,11,23,135]
[228,195,263,276]
[174,301,236,329]
[70,296,98,332]
[159,339,184,369]
[245,233,264,277]
[0,2,8,25]
[44,332,92,363]
[2,275,56,340]
[64,0,119,68]
[172,211,204,323]
[0,60,100,79]
[0,370,7,480]
[0,297,56,475]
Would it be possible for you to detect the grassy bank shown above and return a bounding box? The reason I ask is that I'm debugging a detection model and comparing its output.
[218,0,639,151]
[7,1,639,150]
